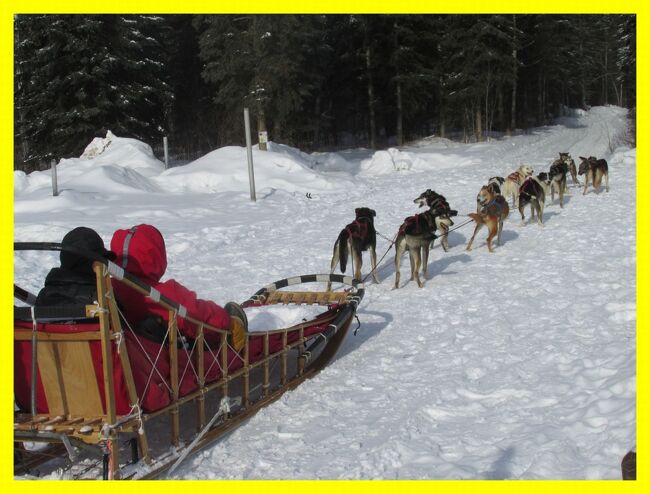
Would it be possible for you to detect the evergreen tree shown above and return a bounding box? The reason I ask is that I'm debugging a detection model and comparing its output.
[15,14,171,168]
[195,14,311,148]
[439,15,515,140]
[615,15,636,109]
[165,15,216,158]
[389,15,441,144]
[14,13,636,169]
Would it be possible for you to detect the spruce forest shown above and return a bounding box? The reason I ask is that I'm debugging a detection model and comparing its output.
[14,14,636,171]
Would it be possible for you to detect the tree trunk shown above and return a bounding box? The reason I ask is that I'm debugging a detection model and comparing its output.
[603,35,609,105]
[537,71,544,125]
[364,23,377,150]
[578,17,587,109]
[439,76,446,138]
[510,14,518,132]
[396,80,403,146]
[314,94,321,150]
[497,86,504,134]
[475,105,483,142]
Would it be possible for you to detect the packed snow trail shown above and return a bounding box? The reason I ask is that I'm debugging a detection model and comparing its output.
[14,106,635,479]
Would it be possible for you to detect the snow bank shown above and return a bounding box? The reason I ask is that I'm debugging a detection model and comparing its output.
[156,144,353,194]
[14,131,164,197]
[359,147,431,174]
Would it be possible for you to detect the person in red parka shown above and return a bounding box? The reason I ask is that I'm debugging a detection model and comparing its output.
[110,224,246,350]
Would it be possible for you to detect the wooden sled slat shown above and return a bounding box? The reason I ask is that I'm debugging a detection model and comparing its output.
[265,290,348,306]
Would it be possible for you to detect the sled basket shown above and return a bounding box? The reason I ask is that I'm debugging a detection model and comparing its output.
[13,242,364,479]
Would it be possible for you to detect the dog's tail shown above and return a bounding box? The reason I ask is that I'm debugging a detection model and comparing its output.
[593,168,604,190]
[467,212,484,225]
[337,231,349,273]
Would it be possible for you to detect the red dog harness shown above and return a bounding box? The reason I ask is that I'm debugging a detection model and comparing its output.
[508,171,523,186]
[345,218,369,240]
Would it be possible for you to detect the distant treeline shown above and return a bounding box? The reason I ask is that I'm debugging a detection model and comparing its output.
[14,14,636,171]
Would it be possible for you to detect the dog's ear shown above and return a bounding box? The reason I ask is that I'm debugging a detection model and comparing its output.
[370,209,376,217]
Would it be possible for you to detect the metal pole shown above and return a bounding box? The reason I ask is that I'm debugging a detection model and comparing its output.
[51,159,58,196]
[163,136,169,169]
[244,108,256,202]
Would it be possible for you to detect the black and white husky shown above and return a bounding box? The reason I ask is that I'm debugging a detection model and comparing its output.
[518,176,547,226]
[328,207,379,290]
[558,152,579,186]
[413,189,457,252]
[548,159,568,207]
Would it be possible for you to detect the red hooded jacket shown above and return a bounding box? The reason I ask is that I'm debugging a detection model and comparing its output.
[110,224,231,347]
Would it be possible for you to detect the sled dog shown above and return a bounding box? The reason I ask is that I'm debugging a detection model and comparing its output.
[328,207,379,290]
[518,177,546,226]
[413,189,457,252]
[502,164,534,208]
[476,177,505,212]
[487,176,505,195]
[559,152,579,186]
[394,208,451,289]
[548,159,568,207]
[466,185,510,252]
[578,156,609,195]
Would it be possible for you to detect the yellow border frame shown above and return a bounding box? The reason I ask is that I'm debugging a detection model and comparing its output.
[3,2,643,492]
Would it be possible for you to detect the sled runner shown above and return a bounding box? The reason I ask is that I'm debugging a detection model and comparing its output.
[13,242,364,479]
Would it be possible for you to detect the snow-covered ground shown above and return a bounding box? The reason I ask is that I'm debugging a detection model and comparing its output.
[14,106,635,479]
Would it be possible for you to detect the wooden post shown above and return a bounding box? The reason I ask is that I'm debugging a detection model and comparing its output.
[220,332,229,405]
[280,331,288,385]
[196,325,206,432]
[51,159,58,196]
[243,339,250,409]
[297,327,306,376]
[94,263,120,477]
[244,108,257,202]
[263,334,270,397]
[94,263,117,426]
[105,278,151,463]
[163,136,169,169]
[168,312,179,447]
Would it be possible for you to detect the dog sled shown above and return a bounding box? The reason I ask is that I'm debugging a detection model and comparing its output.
[13,242,364,479]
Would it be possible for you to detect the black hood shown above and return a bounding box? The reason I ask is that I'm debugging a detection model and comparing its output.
[60,227,116,273]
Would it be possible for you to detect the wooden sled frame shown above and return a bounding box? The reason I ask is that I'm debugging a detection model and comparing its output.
[14,242,365,479]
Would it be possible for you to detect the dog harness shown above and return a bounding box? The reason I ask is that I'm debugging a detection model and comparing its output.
[518,178,538,199]
[399,213,436,238]
[550,161,568,177]
[481,197,506,217]
[508,171,523,185]
[345,218,370,240]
